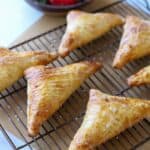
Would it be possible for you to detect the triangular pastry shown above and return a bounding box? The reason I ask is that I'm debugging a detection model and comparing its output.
[24,61,101,136]
[0,47,57,92]
[58,10,124,57]
[69,89,150,150]
[128,65,150,86]
[113,16,150,69]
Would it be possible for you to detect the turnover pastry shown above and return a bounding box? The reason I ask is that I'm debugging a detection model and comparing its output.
[58,10,124,57]
[24,61,101,136]
[128,65,150,86]
[113,16,150,69]
[69,89,150,150]
[0,47,57,92]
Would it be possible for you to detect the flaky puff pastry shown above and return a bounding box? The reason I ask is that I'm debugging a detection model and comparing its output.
[128,65,150,86]
[24,61,101,137]
[69,89,150,150]
[0,47,57,92]
[58,10,124,57]
[113,16,150,69]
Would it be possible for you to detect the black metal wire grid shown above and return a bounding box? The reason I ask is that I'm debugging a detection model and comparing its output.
[0,0,150,150]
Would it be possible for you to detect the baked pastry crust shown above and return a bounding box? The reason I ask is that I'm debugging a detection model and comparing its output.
[128,65,150,86]
[69,89,150,150]
[58,10,124,57]
[24,61,101,136]
[113,16,150,69]
[0,47,57,91]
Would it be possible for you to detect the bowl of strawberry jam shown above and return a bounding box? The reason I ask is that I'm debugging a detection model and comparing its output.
[26,0,92,12]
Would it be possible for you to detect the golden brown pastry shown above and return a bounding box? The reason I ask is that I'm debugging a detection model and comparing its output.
[58,10,124,57]
[0,47,57,92]
[113,16,150,69]
[128,65,150,86]
[69,89,150,150]
[24,61,101,137]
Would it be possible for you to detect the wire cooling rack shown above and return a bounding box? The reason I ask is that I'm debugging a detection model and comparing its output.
[0,0,150,149]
